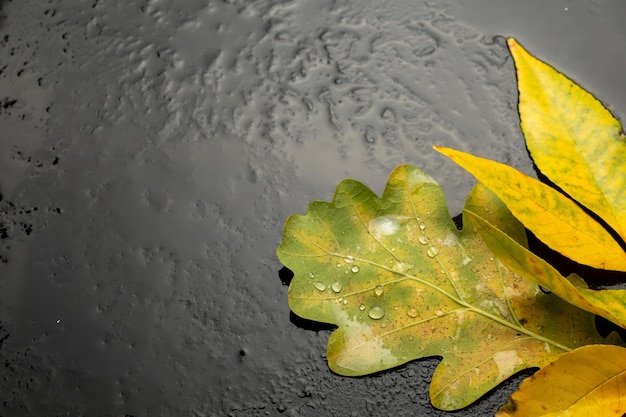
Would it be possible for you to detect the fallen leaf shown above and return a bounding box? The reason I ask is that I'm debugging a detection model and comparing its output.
[463,182,527,248]
[277,165,613,410]
[434,146,626,272]
[466,209,626,329]
[496,345,626,417]
[508,38,626,244]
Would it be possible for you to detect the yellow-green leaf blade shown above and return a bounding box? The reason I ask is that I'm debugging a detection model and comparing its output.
[464,182,528,248]
[435,146,626,272]
[508,37,626,243]
[277,165,613,410]
[466,209,626,329]
[496,345,626,417]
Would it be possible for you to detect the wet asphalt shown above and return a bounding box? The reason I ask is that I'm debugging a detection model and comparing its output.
[0,0,625,416]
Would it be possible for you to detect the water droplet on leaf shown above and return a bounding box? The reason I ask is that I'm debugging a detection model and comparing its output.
[331,281,343,292]
[368,305,385,320]
[314,282,326,291]
[427,246,439,257]
[351,265,360,273]
[418,235,429,245]
[374,285,384,296]
[407,308,418,318]
[368,215,408,239]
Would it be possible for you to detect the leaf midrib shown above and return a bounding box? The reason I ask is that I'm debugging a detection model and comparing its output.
[291,250,574,353]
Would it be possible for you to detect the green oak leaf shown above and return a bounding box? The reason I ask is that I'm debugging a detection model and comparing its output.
[277,165,618,410]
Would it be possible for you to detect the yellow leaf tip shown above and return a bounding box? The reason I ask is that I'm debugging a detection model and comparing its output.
[432,146,451,157]
[506,37,518,48]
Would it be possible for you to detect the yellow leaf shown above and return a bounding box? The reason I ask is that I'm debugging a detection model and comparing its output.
[466,209,626,329]
[434,146,626,272]
[508,38,626,244]
[497,345,626,417]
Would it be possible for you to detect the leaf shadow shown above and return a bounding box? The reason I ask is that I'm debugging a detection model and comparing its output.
[278,266,294,286]
[526,227,626,289]
[595,315,626,341]
[279,266,339,332]
[289,311,337,332]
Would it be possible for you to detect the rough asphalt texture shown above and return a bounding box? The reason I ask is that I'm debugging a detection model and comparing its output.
[1,0,625,415]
